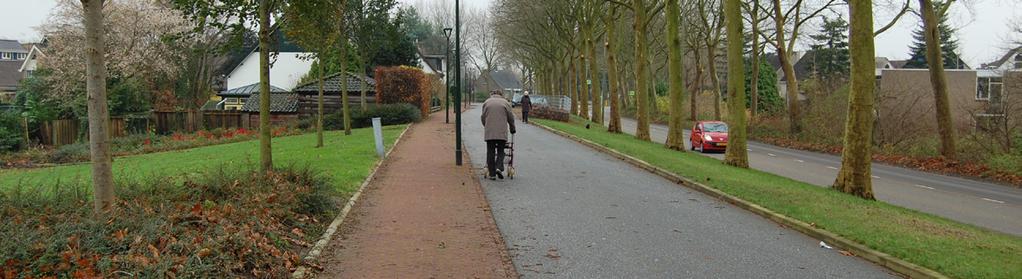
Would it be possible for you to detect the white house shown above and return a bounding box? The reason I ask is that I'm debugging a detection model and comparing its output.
[224,29,314,91]
[19,43,45,77]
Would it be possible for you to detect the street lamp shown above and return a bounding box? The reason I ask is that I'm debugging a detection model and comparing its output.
[455,0,463,166]
[443,27,453,124]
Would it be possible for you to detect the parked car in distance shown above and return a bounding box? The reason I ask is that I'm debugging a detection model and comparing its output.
[511,92,523,107]
[690,121,728,153]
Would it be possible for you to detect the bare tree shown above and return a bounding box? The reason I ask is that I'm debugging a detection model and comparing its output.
[80,0,115,214]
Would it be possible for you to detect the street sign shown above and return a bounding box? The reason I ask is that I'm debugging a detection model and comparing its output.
[628,90,635,96]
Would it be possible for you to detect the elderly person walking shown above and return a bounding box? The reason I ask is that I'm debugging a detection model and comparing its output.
[520,91,533,123]
[481,90,516,180]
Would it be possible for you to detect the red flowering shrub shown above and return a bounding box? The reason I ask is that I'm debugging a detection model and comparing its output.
[374,66,431,117]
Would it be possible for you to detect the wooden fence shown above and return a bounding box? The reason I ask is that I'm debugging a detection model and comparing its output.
[34,111,251,147]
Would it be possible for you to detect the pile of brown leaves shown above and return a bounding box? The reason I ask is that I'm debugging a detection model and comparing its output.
[0,168,336,278]
[754,135,1022,187]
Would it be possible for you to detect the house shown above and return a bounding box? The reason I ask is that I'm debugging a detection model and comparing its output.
[0,40,28,61]
[215,83,288,111]
[223,28,314,91]
[18,41,45,77]
[291,72,376,118]
[416,47,447,77]
[239,93,301,126]
[477,69,522,97]
[980,47,1022,71]
[0,40,28,104]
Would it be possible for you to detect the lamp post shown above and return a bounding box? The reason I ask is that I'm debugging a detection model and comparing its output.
[454,0,463,166]
[443,27,452,124]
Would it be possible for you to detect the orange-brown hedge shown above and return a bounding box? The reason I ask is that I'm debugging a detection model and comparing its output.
[374,66,432,117]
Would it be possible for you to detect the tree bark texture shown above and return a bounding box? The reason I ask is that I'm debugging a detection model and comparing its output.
[82,0,115,214]
[833,0,876,199]
[605,10,622,133]
[919,0,957,160]
[632,0,652,141]
[772,0,802,134]
[258,0,274,172]
[750,0,761,117]
[722,0,749,167]
[317,59,325,148]
[587,26,603,124]
[665,0,687,150]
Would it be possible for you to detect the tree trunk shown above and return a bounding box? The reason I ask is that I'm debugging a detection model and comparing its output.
[579,49,590,120]
[588,26,603,124]
[707,47,721,120]
[569,55,579,116]
[690,48,702,121]
[82,0,115,214]
[258,0,273,171]
[359,58,368,110]
[340,0,351,136]
[772,0,801,134]
[605,10,622,133]
[750,0,761,117]
[665,0,687,150]
[632,0,652,141]
[919,0,957,160]
[833,0,876,199]
[316,59,325,148]
[723,0,749,167]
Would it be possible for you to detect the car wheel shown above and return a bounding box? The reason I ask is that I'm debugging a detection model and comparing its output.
[696,142,704,153]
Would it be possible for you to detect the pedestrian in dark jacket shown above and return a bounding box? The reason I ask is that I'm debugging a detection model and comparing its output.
[481,90,516,180]
[520,91,532,123]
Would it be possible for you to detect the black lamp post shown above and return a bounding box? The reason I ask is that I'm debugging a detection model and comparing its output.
[454,0,463,166]
[443,27,452,124]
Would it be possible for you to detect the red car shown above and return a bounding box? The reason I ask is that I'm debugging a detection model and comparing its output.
[690,121,729,153]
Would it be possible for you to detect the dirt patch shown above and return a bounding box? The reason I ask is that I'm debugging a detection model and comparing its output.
[315,114,517,278]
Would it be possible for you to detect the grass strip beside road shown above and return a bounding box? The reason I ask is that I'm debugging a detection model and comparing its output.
[534,118,1021,279]
[0,125,407,195]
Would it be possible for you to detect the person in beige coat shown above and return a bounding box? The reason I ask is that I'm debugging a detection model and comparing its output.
[481,90,516,180]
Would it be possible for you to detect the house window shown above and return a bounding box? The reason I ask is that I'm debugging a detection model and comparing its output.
[1015,54,1021,69]
[226,98,239,104]
[977,77,1002,101]
[1,52,9,60]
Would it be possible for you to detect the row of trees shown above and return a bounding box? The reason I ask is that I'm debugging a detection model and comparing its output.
[493,0,976,200]
[71,0,419,214]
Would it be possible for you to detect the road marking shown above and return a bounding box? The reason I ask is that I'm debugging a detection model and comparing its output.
[767,153,777,157]
[914,184,935,190]
[747,148,752,151]
[826,166,838,170]
[871,175,880,179]
[794,159,805,163]
[982,198,1006,204]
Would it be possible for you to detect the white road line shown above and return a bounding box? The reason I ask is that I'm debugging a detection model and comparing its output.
[871,175,880,179]
[826,166,838,170]
[795,159,805,163]
[768,153,777,157]
[914,184,935,190]
[982,198,1006,204]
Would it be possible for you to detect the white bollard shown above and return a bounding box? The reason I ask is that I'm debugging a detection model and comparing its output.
[372,117,385,158]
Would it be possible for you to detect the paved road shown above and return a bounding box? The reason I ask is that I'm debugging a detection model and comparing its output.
[602,108,1022,236]
[462,106,895,278]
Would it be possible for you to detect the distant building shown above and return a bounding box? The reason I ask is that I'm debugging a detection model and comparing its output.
[0,40,28,61]
[0,39,28,104]
[19,42,46,77]
[223,28,314,91]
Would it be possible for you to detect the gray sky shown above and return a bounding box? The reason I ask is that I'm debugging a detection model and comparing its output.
[2,0,1019,66]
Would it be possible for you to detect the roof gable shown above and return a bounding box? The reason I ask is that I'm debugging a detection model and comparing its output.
[292,72,375,94]
[241,93,300,113]
[219,83,289,97]
[981,47,1021,69]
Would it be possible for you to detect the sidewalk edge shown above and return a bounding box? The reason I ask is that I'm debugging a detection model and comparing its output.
[292,124,413,279]
[532,121,948,279]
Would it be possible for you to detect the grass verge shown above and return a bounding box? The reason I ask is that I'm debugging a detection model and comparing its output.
[534,118,1022,279]
[0,125,407,195]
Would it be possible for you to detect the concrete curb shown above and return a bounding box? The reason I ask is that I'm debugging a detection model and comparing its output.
[291,124,413,279]
[531,121,948,279]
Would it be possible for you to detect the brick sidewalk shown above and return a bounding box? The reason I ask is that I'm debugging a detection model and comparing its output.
[316,113,517,278]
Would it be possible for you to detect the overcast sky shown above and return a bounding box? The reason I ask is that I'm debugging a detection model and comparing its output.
[2,0,1019,66]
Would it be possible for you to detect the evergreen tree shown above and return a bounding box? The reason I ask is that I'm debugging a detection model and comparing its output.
[808,16,850,78]
[905,3,966,69]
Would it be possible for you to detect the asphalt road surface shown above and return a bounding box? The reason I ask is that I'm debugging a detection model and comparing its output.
[462,106,896,278]
[601,108,1022,236]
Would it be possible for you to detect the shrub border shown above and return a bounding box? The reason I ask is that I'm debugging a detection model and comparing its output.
[531,121,948,279]
[291,124,412,278]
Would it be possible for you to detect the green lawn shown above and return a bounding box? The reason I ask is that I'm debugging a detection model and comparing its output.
[0,125,407,195]
[535,118,1021,279]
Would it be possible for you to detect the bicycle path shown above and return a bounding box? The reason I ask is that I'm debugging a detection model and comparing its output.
[463,106,895,278]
